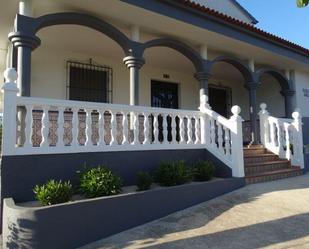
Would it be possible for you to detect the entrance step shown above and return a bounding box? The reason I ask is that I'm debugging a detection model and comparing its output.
[245,167,302,184]
[244,145,302,184]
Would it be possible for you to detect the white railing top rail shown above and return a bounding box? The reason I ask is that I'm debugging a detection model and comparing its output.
[17,96,203,116]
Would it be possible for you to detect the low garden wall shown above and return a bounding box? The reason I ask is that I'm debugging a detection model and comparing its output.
[3,177,244,249]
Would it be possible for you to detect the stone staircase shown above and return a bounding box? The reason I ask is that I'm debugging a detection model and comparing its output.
[244,145,302,184]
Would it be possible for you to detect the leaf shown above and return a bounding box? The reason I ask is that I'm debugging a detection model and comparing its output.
[297,0,309,7]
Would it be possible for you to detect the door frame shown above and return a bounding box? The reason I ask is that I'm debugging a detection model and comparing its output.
[150,79,180,109]
[208,83,232,117]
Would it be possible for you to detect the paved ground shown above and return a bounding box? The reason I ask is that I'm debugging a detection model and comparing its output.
[81,174,309,249]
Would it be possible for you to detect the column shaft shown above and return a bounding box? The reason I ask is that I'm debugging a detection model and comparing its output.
[248,87,259,144]
[129,66,139,106]
[17,46,32,96]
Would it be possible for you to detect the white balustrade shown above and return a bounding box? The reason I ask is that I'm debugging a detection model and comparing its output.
[2,69,250,177]
[1,69,207,156]
[199,95,244,177]
[259,103,304,169]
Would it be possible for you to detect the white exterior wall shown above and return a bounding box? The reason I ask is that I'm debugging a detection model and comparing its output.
[192,0,253,24]
[31,47,287,120]
[31,47,200,110]
[257,77,285,118]
[294,71,309,117]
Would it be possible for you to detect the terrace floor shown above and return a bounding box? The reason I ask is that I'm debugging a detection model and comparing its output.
[80,173,309,249]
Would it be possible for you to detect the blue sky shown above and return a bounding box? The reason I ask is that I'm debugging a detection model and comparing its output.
[237,0,309,49]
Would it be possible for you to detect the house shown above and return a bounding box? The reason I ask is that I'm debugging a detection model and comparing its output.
[0,0,308,248]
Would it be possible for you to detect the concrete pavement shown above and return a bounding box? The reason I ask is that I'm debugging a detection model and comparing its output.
[80,174,309,249]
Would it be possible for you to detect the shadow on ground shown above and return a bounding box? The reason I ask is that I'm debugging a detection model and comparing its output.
[81,174,309,249]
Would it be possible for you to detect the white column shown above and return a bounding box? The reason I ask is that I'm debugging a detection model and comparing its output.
[259,103,269,146]
[1,68,19,155]
[248,58,255,72]
[131,25,140,42]
[19,0,33,17]
[200,44,208,60]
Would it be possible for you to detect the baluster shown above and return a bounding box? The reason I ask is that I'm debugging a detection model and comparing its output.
[171,114,177,145]
[162,114,168,144]
[187,116,193,144]
[269,121,276,148]
[122,111,129,145]
[98,110,105,146]
[85,109,92,146]
[71,108,79,146]
[224,126,231,155]
[57,107,65,147]
[278,124,285,158]
[40,106,49,147]
[285,124,291,160]
[143,112,150,145]
[217,122,224,154]
[110,111,116,146]
[194,116,200,145]
[153,114,159,144]
[210,118,216,148]
[132,112,139,145]
[205,116,211,145]
[179,115,185,144]
[24,105,33,148]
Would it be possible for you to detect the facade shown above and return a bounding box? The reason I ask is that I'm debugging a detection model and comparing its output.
[1,1,309,247]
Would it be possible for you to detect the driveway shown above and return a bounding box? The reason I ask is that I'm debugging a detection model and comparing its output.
[81,174,309,249]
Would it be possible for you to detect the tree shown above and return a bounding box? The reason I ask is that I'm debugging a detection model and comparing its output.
[297,0,309,7]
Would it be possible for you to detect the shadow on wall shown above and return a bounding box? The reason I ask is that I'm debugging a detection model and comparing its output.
[302,117,309,172]
[85,175,309,249]
[6,219,37,249]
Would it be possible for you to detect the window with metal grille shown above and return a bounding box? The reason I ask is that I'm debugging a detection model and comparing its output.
[66,61,113,103]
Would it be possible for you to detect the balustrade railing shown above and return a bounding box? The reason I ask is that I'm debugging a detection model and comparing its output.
[259,103,304,169]
[1,68,245,177]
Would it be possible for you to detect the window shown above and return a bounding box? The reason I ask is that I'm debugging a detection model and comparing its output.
[66,61,112,103]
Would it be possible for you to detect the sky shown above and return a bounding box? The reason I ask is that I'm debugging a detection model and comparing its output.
[237,0,309,49]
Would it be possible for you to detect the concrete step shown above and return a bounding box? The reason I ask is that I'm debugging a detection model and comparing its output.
[245,160,291,175]
[243,147,267,156]
[244,154,280,164]
[245,167,302,184]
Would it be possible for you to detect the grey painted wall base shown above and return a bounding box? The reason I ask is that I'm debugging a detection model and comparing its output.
[302,118,309,172]
[3,177,245,249]
[1,149,232,203]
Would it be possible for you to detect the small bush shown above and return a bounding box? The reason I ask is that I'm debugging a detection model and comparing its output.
[34,180,73,206]
[191,160,215,181]
[155,160,191,186]
[136,172,152,191]
[78,166,122,198]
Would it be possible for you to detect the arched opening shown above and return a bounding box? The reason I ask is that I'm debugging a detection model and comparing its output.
[208,56,254,144]
[32,24,127,103]
[256,68,292,118]
[141,42,201,143]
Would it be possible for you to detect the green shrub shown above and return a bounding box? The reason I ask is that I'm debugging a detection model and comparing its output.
[191,160,215,181]
[34,180,73,206]
[78,166,122,198]
[155,160,191,186]
[136,172,152,191]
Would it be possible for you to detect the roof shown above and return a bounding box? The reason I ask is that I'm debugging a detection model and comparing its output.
[230,0,258,24]
[174,0,309,57]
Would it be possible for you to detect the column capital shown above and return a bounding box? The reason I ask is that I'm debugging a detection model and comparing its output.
[123,56,145,69]
[281,89,295,97]
[245,81,260,90]
[9,31,41,50]
[194,71,212,81]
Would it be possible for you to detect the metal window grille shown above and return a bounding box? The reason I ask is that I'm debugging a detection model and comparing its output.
[66,60,113,103]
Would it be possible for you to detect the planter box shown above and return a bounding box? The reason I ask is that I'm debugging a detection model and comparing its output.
[3,177,244,249]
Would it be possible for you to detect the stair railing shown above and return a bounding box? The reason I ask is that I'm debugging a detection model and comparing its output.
[199,95,245,177]
[259,103,304,169]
